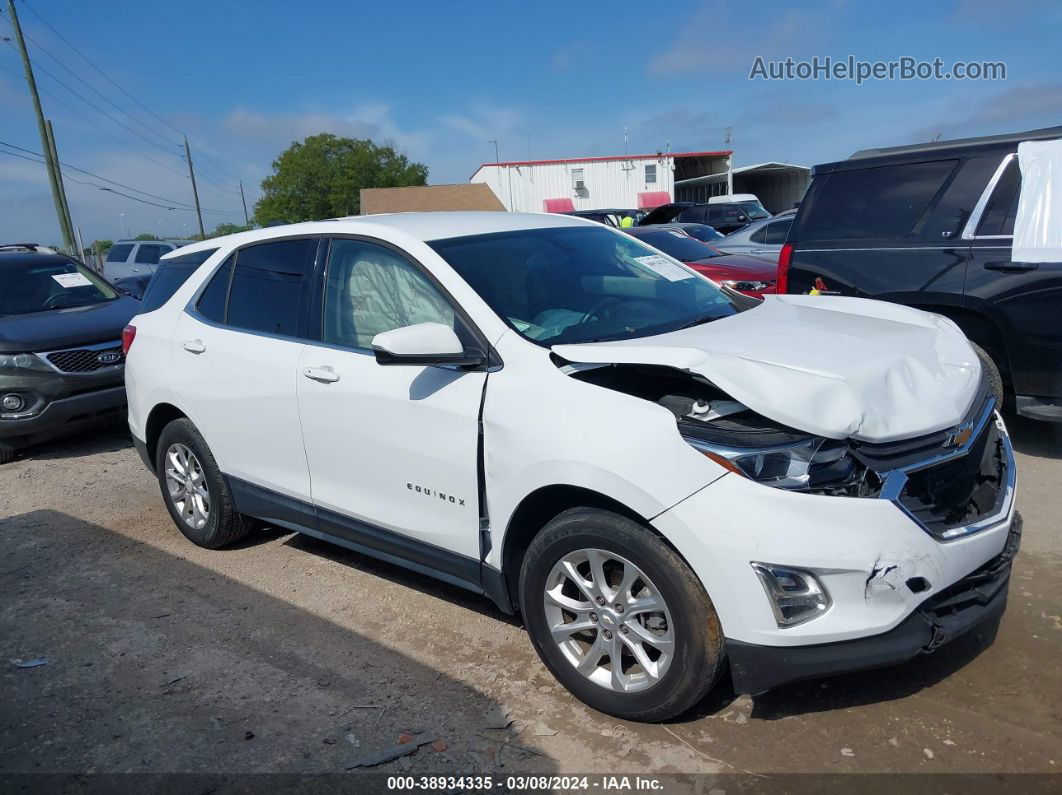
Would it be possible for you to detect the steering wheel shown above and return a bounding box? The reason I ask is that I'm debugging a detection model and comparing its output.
[44,291,78,309]
[578,296,624,325]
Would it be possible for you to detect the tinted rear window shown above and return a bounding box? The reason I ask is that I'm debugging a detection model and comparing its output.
[800,160,957,241]
[139,248,218,313]
[196,256,233,323]
[106,244,133,262]
[764,218,792,244]
[225,239,314,336]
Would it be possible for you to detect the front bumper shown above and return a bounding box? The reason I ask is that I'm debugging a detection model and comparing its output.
[0,385,127,450]
[727,513,1020,693]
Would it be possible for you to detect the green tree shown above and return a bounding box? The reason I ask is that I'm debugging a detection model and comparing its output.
[91,238,113,255]
[211,222,251,238]
[253,134,428,224]
[134,233,158,240]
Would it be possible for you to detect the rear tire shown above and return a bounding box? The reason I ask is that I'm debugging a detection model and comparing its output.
[519,508,725,722]
[971,341,1005,409]
[155,418,250,549]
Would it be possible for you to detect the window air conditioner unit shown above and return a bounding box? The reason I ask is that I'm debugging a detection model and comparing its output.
[574,179,585,190]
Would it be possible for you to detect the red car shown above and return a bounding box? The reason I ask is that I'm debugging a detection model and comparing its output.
[622,226,777,298]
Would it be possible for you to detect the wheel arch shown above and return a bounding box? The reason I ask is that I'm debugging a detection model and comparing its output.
[144,402,188,472]
[495,484,688,614]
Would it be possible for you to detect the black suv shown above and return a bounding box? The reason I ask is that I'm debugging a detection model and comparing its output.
[0,251,141,462]
[783,126,1062,422]
[639,200,770,235]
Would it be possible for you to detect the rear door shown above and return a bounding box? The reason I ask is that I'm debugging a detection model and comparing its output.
[963,153,1062,400]
[170,237,319,503]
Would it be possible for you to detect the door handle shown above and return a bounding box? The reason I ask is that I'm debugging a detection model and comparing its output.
[182,339,206,354]
[303,366,340,383]
[984,261,1040,272]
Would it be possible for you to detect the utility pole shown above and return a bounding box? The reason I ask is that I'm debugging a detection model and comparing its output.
[183,136,205,238]
[8,0,74,252]
[239,180,250,227]
[45,120,75,250]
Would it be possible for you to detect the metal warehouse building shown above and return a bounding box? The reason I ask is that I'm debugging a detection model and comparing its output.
[470,151,809,215]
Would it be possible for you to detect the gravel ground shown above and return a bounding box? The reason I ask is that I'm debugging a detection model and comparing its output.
[1,414,1059,785]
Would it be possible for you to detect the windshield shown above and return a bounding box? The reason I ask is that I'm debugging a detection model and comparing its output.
[430,226,737,346]
[683,225,724,243]
[633,229,722,261]
[0,258,118,315]
[738,201,771,220]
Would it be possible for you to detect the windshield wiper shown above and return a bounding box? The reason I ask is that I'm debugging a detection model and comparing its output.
[677,315,720,330]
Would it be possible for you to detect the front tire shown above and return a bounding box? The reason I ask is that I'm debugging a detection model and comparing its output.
[519,508,725,721]
[155,418,250,549]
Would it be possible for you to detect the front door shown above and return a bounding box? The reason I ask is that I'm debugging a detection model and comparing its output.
[296,237,486,571]
[963,153,1062,401]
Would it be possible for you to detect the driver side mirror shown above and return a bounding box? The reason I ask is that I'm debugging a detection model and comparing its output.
[371,322,485,368]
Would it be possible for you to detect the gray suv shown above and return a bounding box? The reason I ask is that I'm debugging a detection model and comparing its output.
[103,239,194,281]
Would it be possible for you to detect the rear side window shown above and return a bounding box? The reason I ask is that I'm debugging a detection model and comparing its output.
[976,158,1020,237]
[196,256,233,323]
[139,248,218,313]
[764,218,792,244]
[106,244,133,262]
[801,160,957,241]
[750,225,769,244]
[134,244,166,264]
[226,239,315,336]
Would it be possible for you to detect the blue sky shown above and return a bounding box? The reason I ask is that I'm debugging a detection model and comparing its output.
[1,0,1059,244]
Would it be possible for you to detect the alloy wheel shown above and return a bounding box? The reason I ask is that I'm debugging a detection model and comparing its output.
[164,443,210,531]
[543,548,674,693]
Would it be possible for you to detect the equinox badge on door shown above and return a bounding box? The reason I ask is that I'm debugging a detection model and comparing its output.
[407,482,466,507]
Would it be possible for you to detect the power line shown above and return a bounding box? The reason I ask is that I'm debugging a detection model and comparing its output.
[0,139,243,214]
[9,21,182,153]
[0,57,190,179]
[20,0,187,139]
[0,37,181,160]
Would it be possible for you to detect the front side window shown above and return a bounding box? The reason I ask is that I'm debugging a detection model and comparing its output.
[323,239,456,350]
[106,244,133,263]
[226,239,315,336]
[431,226,737,346]
[0,258,117,315]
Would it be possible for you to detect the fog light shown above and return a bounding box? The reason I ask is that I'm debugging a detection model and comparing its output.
[751,562,832,627]
[2,394,25,412]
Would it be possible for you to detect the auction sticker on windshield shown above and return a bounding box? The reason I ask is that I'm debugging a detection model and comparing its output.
[51,272,93,288]
[635,255,694,281]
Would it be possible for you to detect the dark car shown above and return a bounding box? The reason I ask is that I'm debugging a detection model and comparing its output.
[623,226,777,298]
[782,125,1062,422]
[0,252,141,463]
[653,222,725,243]
[638,200,769,235]
[113,274,153,300]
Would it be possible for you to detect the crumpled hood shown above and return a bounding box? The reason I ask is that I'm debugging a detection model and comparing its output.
[552,294,982,443]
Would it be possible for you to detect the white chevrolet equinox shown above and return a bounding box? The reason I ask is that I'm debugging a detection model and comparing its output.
[124,213,1020,721]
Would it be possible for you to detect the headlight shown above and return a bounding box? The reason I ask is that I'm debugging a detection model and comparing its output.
[0,353,51,373]
[685,435,848,489]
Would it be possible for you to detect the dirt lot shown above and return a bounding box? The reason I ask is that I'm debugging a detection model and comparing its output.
[1,412,1060,787]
